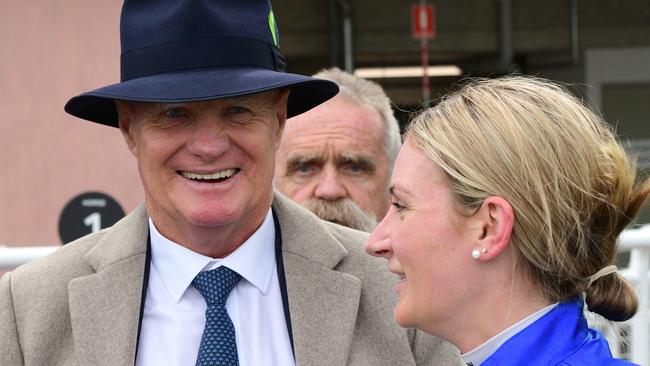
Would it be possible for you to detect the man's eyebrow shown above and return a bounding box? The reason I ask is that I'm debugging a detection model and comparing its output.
[285,154,324,171]
[336,153,376,171]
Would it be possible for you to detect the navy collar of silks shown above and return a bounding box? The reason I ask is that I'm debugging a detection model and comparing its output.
[64,0,338,127]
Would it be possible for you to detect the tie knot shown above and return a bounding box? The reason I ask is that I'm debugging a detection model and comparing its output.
[192,266,242,306]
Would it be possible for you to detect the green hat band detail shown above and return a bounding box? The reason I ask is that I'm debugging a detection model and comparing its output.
[269,10,278,46]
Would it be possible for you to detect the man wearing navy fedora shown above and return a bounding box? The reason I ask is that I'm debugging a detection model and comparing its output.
[0,1,460,365]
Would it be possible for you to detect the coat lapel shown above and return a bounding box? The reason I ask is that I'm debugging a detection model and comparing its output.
[273,193,362,365]
[68,205,149,366]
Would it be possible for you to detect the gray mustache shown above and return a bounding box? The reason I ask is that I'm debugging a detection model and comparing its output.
[302,198,377,232]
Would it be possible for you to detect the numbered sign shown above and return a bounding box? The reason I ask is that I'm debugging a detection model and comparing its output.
[411,4,435,39]
[58,192,126,244]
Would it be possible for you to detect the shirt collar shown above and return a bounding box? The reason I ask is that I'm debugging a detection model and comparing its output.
[148,209,276,303]
[461,302,558,366]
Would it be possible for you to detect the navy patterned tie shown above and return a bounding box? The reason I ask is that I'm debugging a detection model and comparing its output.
[192,266,242,366]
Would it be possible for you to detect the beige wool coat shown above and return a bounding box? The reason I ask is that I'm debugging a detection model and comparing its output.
[0,192,461,366]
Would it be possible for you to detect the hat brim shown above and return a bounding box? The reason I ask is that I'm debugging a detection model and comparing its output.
[64,66,339,127]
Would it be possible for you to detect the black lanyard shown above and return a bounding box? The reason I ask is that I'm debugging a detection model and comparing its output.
[272,208,295,357]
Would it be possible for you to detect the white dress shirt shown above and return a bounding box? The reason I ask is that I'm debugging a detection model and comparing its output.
[135,209,295,366]
[461,303,557,366]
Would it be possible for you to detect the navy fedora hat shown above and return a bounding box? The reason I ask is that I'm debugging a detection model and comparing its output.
[64,0,338,127]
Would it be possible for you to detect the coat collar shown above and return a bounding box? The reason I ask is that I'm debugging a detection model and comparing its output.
[68,204,149,366]
[481,299,602,366]
[272,192,362,365]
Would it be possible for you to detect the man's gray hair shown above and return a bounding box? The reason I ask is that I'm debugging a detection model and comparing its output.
[313,68,401,171]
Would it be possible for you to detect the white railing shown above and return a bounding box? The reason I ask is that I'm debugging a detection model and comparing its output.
[1,224,650,364]
[593,224,650,365]
[0,245,60,268]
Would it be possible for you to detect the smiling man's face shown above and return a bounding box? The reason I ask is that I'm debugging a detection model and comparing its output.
[118,90,288,256]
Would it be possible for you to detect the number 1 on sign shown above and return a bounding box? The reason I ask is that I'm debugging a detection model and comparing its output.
[83,212,102,233]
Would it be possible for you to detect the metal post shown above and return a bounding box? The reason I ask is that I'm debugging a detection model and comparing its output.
[343,15,353,72]
[421,37,430,106]
[339,0,354,73]
[327,0,339,68]
[497,0,513,73]
[420,0,430,105]
[570,0,579,65]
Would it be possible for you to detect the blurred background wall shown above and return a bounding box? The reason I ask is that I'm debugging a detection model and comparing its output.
[1,0,648,247]
[0,1,141,246]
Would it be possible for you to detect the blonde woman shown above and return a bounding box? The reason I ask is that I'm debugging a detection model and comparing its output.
[365,76,649,365]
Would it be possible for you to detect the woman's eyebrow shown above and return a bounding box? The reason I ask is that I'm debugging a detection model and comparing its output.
[389,185,412,199]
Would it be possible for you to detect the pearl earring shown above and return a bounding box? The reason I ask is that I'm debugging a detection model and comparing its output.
[471,248,488,259]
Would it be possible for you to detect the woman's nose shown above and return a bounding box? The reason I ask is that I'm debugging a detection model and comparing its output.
[364,221,392,259]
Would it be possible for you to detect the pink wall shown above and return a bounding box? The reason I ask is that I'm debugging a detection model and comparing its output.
[0,1,143,246]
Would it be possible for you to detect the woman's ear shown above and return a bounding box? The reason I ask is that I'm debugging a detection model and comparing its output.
[473,196,514,261]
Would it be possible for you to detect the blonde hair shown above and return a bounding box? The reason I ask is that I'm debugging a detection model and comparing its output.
[314,68,401,171]
[406,76,650,322]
